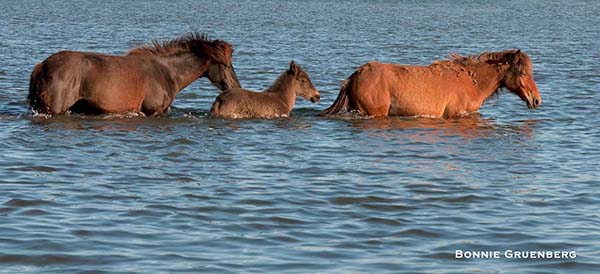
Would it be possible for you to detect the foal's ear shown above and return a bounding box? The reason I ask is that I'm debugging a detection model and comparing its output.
[288,61,299,75]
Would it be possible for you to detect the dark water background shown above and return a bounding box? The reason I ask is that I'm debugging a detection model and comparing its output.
[1,0,599,273]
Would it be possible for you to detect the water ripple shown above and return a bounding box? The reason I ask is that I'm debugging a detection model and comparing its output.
[0,0,599,273]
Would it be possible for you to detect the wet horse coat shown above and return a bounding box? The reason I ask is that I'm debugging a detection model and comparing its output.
[321,49,541,118]
[28,33,241,116]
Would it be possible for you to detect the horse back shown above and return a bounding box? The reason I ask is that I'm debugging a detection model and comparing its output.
[353,61,473,93]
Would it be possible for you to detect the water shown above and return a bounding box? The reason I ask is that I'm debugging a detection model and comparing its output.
[1,0,599,273]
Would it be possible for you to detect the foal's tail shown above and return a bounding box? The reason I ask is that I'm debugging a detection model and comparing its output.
[28,62,50,114]
[319,75,353,116]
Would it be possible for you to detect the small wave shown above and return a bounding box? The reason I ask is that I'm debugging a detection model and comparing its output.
[30,107,52,118]
[392,228,442,238]
[98,112,147,119]
[30,110,147,120]
[71,229,93,237]
[363,217,404,226]
[0,253,128,266]
[330,196,395,205]
[0,254,76,265]
[237,198,275,207]
[535,261,600,271]
[361,203,416,212]
[423,252,455,260]
[20,208,50,216]
[168,137,197,145]
[440,194,486,203]
[181,194,214,200]
[2,198,56,207]
[8,165,58,173]
[270,235,300,243]
[268,216,307,225]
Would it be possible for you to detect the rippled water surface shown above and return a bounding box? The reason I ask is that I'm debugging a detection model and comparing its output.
[1,0,599,273]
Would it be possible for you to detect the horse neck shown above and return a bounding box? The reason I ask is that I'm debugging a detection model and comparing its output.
[468,62,507,105]
[155,53,209,93]
[266,73,297,110]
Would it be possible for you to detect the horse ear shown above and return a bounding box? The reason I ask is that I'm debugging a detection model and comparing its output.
[512,49,522,64]
[288,61,298,75]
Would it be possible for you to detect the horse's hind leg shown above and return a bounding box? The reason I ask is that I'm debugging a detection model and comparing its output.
[29,90,78,115]
[39,81,80,115]
[28,63,52,114]
[29,62,81,115]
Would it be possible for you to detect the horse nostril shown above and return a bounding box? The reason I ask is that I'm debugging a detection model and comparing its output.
[310,94,320,103]
[533,98,540,107]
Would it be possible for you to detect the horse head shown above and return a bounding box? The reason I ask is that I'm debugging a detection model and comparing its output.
[288,61,320,103]
[501,49,541,109]
[201,40,241,91]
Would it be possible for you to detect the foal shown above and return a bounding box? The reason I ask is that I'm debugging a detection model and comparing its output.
[211,61,320,118]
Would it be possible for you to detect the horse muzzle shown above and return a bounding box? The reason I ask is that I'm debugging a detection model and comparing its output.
[525,93,541,109]
[310,94,321,103]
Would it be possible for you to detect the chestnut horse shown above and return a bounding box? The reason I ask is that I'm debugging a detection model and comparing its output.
[210,61,320,118]
[28,33,241,116]
[320,49,541,118]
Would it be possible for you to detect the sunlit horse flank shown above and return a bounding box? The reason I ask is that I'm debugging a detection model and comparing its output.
[28,33,241,116]
[210,61,320,119]
[321,49,541,118]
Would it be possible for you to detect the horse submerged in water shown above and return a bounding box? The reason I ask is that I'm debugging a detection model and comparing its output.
[28,33,241,116]
[320,49,541,118]
[210,61,320,118]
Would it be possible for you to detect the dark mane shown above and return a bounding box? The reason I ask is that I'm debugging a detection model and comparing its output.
[446,49,532,74]
[436,50,534,101]
[127,32,234,63]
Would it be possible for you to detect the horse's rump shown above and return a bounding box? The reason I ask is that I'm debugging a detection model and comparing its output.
[28,62,49,114]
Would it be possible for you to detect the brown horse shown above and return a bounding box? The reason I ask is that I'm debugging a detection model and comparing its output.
[210,61,320,118]
[28,33,241,116]
[320,49,541,118]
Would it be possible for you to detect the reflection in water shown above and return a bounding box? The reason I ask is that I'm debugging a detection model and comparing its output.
[1,0,599,273]
[28,113,197,132]
[347,115,537,142]
[338,115,539,178]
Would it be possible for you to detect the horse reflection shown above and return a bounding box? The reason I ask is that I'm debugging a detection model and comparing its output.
[347,115,536,142]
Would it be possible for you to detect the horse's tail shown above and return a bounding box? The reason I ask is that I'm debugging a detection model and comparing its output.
[28,62,50,114]
[319,74,354,116]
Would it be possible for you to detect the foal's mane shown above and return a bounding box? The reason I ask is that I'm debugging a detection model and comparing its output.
[446,49,532,74]
[266,70,293,93]
[266,65,304,93]
[127,32,234,63]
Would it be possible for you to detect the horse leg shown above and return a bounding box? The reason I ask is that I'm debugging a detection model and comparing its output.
[142,90,172,116]
[43,78,82,115]
[350,83,391,117]
[29,63,81,115]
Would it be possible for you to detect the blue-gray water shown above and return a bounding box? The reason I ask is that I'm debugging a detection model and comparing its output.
[1,0,599,273]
